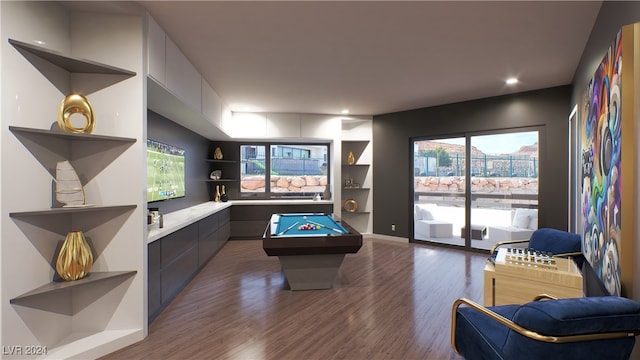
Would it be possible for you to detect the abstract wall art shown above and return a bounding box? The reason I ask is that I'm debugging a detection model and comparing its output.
[578,23,640,297]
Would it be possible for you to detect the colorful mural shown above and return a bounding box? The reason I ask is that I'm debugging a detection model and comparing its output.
[580,29,622,296]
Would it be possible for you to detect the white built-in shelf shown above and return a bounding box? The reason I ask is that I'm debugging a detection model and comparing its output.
[6,19,142,360]
[205,179,236,182]
[343,187,371,190]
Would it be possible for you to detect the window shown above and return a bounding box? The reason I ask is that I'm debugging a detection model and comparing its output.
[240,143,330,197]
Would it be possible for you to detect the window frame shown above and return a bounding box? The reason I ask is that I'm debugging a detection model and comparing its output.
[239,141,331,199]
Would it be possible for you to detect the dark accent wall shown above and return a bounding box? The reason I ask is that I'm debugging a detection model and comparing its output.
[570,2,640,303]
[147,110,211,214]
[571,1,640,107]
[372,86,571,238]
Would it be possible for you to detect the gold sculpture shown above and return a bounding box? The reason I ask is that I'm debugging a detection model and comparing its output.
[343,199,358,212]
[56,230,93,281]
[347,151,356,165]
[58,94,95,134]
[214,185,221,202]
[213,147,223,160]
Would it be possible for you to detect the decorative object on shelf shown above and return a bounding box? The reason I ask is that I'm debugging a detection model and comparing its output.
[55,160,94,207]
[56,230,93,281]
[347,151,356,165]
[209,170,222,180]
[214,184,221,202]
[344,178,360,189]
[148,207,160,227]
[220,185,228,202]
[343,199,358,213]
[213,147,223,160]
[314,193,321,201]
[58,93,95,134]
[323,185,331,200]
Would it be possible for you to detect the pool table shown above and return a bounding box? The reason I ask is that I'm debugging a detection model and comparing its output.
[263,213,362,290]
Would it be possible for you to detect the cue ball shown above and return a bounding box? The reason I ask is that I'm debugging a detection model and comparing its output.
[303,215,307,219]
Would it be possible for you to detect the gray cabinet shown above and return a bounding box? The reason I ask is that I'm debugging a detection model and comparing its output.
[148,208,230,323]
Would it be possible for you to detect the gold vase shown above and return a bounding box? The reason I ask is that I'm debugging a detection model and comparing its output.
[58,94,95,134]
[56,230,93,281]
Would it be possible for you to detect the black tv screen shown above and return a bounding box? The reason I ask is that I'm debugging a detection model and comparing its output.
[147,139,186,202]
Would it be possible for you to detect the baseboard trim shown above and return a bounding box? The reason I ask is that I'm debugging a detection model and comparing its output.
[369,234,409,243]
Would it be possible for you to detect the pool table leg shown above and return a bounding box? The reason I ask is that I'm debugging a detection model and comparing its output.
[278,254,346,290]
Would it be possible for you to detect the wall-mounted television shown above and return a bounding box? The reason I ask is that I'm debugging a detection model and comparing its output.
[147,139,186,202]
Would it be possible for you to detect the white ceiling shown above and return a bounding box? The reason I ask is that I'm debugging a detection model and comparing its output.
[139,1,602,116]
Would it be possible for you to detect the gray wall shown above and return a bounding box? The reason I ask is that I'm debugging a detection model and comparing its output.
[572,1,640,106]
[147,110,211,214]
[372,86,571,239]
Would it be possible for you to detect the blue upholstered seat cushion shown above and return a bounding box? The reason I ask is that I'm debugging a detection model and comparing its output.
[455,304,519,360]
[455,297,640,360]
[529,228,581,255]
[512,296,640,336]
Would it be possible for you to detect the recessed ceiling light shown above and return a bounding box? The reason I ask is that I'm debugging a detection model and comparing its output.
[505,78,518,85]
[341,109,350,114]
[33,40,46,45]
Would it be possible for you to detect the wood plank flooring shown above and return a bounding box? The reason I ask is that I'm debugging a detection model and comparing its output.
[101,238,488,360]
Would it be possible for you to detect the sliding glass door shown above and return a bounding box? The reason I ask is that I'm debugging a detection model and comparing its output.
[413,130,539,250]
[413,137,466,247]
[469,132,539,250]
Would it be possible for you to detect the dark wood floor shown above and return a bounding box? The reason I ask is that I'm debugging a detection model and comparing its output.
[101,238,487,360]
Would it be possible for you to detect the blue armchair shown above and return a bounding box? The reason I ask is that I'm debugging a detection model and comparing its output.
[451,296,640,360]
[489,228,583,267]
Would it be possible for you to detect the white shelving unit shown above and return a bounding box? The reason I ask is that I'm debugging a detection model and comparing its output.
[341,118,373,234]
[2,3,146,358]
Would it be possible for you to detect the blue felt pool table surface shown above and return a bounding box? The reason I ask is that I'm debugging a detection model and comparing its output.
[264,213,362,257]
[271,213,348,236]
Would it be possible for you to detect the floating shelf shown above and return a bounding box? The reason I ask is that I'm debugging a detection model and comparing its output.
[206,179,236,182]
[10,271,137,309]
[9,38,136,95]
[9,38,136,76]
[9,126,136,143]
[206,159,237,163]
[343,187,371,190]
[10,204,136,218]
[10,126,137,183]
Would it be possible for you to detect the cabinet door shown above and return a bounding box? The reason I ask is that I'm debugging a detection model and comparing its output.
[198,213,220,267]
[160,223,198,267]
[301,114,340,138]
[147,15,166,84]
[165,36,202,113]
[230,112,267,138]
[161,246,198,303]
[148,241,162,320]
[266,113,301,138]
[202,80,223,128]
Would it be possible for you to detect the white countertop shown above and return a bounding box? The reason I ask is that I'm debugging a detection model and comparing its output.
[147,199,334,243]
[231,199,333,205]
[147,202,232,243]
